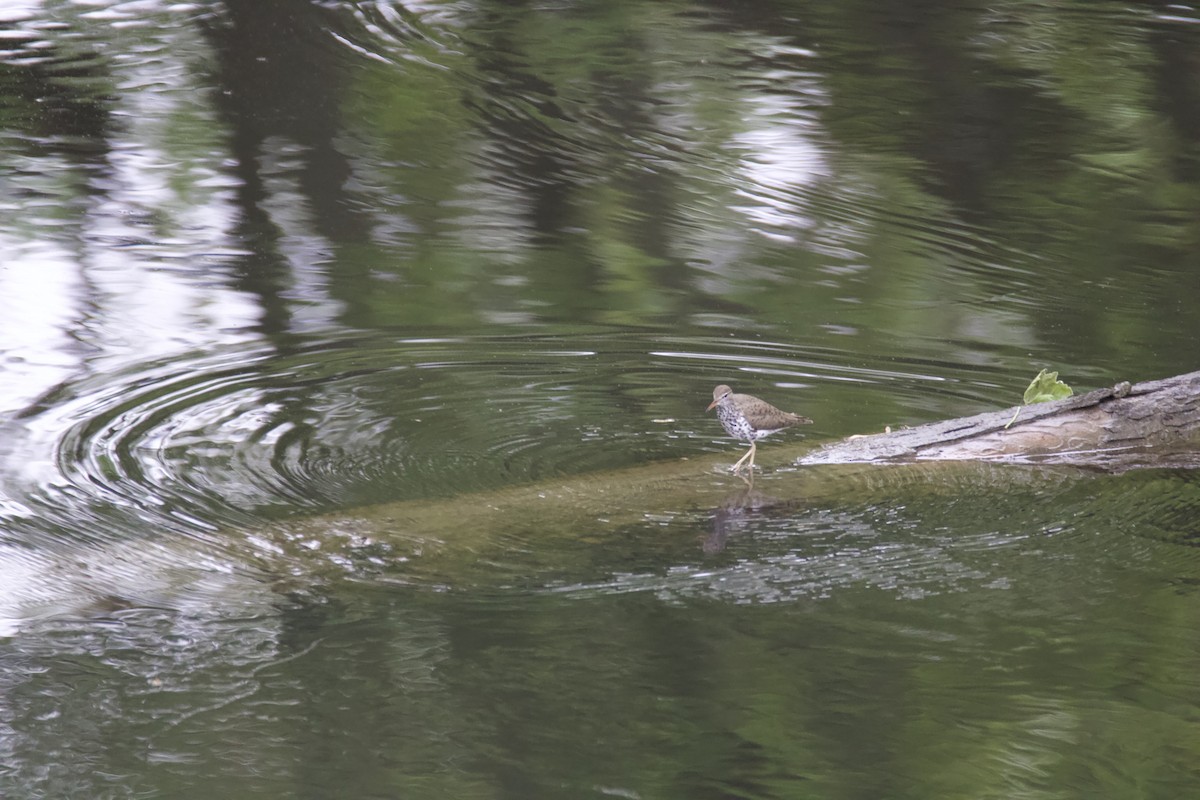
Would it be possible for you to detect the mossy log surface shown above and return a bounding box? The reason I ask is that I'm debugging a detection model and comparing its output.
[269,370,1200,564]
[9,372,1199,626]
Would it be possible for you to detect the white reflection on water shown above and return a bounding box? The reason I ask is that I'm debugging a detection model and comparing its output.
[729,63,828,238]
[0,232,264,415]
[0,248,81,415]
[0,537,275,638]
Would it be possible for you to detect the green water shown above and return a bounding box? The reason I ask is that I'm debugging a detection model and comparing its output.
[2,0,1200,797]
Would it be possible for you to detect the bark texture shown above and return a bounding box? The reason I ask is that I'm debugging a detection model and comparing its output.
[800,370,1200,469]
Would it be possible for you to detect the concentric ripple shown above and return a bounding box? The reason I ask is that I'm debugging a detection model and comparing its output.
[0,330,1046,548]
[3,330,1200,629]
[2,336,654,538]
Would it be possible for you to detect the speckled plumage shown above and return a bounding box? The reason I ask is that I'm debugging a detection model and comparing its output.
[706,384,811,473]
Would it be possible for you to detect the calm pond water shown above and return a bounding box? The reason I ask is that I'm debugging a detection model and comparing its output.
[3,0,1200,797]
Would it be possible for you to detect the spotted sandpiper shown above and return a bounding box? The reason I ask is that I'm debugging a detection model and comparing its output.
[706,384,812,474]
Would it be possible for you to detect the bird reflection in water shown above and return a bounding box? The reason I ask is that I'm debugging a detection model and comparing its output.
[704,481,791,554]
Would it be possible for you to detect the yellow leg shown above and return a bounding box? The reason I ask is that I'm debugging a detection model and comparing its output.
[731,441,756,474]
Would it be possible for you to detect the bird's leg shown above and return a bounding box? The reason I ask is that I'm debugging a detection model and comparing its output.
[730,441,756,474]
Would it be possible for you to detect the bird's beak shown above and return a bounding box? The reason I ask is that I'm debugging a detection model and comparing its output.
[706,399,719,411]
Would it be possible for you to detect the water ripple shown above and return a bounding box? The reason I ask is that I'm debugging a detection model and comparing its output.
[1,332,1035,544]
[1,329,1117,629]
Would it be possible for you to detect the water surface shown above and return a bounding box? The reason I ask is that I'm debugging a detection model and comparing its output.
[3,0,1200,797]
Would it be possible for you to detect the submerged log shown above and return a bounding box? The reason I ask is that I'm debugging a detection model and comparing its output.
[801,369,1200,470]
[247,366,1200,577]
[277,368,1200,565]
[9,372,1199,630]
[265,370,1200,568]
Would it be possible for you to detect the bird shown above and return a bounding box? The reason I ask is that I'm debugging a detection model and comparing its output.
[706,384,812,474]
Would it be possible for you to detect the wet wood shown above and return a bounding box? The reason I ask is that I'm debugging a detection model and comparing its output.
[14,373,1199,628]
[801,369,1200,469]
[262,368,1200,574]
[275,369,1200,561]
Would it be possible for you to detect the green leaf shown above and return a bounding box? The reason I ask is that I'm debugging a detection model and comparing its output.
[1006,369,1074,428]
[1023,369,1074,404]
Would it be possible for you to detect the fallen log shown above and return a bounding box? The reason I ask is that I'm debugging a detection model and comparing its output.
[7,371,1199,630]
[272,369,1200,567]
[801,369,1200,470]
[259,370,1200,572]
